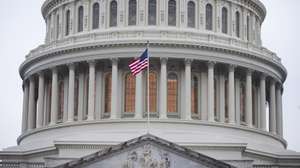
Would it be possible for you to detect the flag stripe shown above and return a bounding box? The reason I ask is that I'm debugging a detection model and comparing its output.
[129,49,149,76]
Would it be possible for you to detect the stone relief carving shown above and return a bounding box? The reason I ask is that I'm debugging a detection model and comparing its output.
[123,144,171,168]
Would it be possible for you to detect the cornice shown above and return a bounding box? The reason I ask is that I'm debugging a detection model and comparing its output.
[19,41,287,83]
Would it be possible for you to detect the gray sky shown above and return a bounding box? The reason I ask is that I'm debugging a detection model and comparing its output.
[0,0,299,152]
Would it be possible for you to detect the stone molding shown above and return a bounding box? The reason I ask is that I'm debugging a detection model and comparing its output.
[19,41,286,83]
[17,119,287,148]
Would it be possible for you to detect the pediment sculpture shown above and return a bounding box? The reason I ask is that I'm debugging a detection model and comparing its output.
[123,144,171,168]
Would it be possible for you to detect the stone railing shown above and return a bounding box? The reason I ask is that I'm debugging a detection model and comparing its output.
[25,28,281,64]
[0,162,44,168]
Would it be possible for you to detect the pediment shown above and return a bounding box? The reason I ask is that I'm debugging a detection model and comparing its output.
[55,134,234,168]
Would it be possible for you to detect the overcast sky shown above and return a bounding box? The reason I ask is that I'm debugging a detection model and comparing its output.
[0,0,299,152]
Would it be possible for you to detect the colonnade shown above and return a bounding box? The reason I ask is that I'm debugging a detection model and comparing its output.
[21,58,283,137]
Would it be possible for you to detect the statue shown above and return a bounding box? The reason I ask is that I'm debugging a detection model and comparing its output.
[123,151,138,168]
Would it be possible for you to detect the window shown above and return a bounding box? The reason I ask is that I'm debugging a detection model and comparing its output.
[92,3,100,29]
[56,14,60,38]
[187,1,195,28]
[78,6,84,32]
[222,7,228,34]
[58,79,64,121]
[128,0,137,25]
[235,11,240,37]
[104,73,112,113]
[225,79,228,120]
[146,72,158,112]
[124,73,136,112]
[148,0,157,25]
[252,86,256,126]
[240,82,246,122]
[205,3,213,30]
[246,16,250,41]
[168,0,176,26]
[167,73,178,113]
[74,77,79,119]
[110,0,118,27]
[191,76,198,114]
[65,10,70,36]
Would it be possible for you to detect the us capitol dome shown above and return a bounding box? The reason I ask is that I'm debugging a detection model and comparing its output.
[1,0,300,167]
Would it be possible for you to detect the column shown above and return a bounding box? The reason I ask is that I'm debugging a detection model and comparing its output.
[67,64,75,122]
[159,58,168,119]
[269,80,277,134]
[219,74,225,123]
[235,78,241,125]
[228,65,235,124]
[50,68,59,125]
[260,75,267,131]
[37,73,45,128]
[110,58,118,119]
[245,70,253,127]
[276,84,283,136]
[87,61,96,120]
[207,62,215,122]
[135,73,143,119]
[28,77,36,130]
[22,82,29,133]
[184,59,192,120]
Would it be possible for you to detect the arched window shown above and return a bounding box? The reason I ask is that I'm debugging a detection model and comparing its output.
[222,7,228,34]
[167,73,178,113]
[104,73,112,113]
[168,0,176,26]
[128,0,137,25]
[205,3,213,30]
[65,10,70,36]
[56,14,60,38]
[240,82,246,122]
[246,15,250,41]
[124,73,136,112]
[148,0,157,25]
[191,76,198,114]
[235,11,240,38]
[78,6,84,32]
[110,0,118,27]
[146,72,158,112]
[92,3,100,29]
[187,1,196,28]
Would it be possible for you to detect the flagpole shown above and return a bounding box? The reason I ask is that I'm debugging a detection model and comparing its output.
[146,41,150,134]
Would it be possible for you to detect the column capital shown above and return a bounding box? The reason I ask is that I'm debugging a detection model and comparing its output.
[207,61,216,68]
[52,66,58,72]
[38,71,45,76]
[67,63,76,69]
[228,64,236,71]
[184,58,193,65]
[160,57,168,64]
[246,69,253,75]
[111,58,119,64]
[87,60,96,65]
[260,73,267,80]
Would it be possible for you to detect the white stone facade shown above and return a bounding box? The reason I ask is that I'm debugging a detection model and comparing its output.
[0,0,300,167]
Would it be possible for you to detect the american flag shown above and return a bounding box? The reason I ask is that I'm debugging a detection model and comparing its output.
[129,49,149,76]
